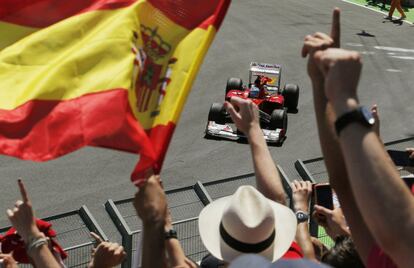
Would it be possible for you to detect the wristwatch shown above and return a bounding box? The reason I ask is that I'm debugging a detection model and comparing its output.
[335,106,375,136]
[164,229,178,240]
[295,210,309,223]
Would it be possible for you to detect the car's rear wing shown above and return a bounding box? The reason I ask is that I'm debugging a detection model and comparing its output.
[249,62,281,74]
[249,62,281,89]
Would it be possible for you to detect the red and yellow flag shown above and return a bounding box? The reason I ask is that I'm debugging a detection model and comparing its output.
[0,0,231,186]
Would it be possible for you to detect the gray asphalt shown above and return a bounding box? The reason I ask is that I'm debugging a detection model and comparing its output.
[0,0,413,242]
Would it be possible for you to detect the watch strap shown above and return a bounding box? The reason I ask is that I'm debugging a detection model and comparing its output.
[164,229,178,240]
[335,107,374,136]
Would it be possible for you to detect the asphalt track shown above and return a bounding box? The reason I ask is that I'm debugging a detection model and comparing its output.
[0,0,413,241]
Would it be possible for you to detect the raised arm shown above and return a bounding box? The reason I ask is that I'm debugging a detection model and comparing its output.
[225,98,286,204]
[6,180,61,268]
[291,180,316,260]
[301,8,374,262]
[314,47,414,268]
[134,174,167,268]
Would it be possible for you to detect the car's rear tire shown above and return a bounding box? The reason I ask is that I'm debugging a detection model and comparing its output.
[282,84,299,111]
[226,78,243,95]
[208,103,226,124]
[269,108,288,132]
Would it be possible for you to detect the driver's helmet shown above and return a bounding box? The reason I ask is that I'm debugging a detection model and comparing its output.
[261,76,271,85]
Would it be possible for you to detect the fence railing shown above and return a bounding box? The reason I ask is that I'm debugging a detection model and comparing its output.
[105,166,293,268]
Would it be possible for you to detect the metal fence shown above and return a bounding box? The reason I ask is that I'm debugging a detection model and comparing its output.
[105,184,208,268]
[0,206,107,268]
[105,166,293,268]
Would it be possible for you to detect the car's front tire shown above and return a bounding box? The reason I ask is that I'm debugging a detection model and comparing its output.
[269,108,288,132]
[208,103,226,124]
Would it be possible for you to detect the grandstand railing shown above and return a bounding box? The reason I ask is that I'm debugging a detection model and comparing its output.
[105,166,292,267]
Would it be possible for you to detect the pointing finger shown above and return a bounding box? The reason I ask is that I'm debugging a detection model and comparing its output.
[331,8,341,48]
[18,179,29,204]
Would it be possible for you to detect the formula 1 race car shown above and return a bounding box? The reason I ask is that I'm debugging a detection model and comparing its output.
[205,62,299,144]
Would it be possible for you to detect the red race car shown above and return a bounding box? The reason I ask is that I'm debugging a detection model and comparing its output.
[205,62,299,144]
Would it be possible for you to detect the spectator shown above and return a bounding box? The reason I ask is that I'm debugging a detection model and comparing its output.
[134,172,196,268]
[302,7,414,268]
[88,232,126,268]
[320,236,364,268]
[4,180,64,268]
[225,96,313,260]
[313,206,364,268]
[385,0,406,20]
[199,96,319,266]
[198,185,297,263]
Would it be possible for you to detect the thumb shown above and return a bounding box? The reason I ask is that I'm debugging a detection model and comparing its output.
[314,205,333,216]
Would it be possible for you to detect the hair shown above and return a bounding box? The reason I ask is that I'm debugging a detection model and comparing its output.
[321,236,365,268]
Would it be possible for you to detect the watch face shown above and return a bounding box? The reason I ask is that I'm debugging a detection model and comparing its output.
[296,212,309,222]
[361,106,375,125]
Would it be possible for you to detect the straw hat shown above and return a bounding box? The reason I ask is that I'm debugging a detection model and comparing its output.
[198,186,297,262]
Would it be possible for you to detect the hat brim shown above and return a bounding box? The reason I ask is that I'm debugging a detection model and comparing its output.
[198,195,297,262]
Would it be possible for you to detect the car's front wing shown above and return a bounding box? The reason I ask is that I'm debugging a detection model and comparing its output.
[205,121,284,144]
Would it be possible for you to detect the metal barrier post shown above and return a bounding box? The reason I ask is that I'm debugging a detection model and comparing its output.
[194,181,213,205]
[79,205,109,242]
[277,165,293,209]
[105,200,134,268]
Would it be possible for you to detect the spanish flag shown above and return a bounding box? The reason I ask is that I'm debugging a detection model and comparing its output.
[0,0,231,186]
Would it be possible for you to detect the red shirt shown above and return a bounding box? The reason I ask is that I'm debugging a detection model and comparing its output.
[282,242,304,259]
[367,244,397,268]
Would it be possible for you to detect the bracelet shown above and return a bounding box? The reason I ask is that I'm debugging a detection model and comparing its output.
[26,237,50,254]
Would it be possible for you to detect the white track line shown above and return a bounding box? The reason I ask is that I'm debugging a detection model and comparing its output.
[342,0,413,25]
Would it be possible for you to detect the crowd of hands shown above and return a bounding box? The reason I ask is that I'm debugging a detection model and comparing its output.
[1,7,414,268]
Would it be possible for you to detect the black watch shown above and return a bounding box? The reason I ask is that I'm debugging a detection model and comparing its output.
[335,106,375,136]
[295,211,309,223]
[164,229,178,240]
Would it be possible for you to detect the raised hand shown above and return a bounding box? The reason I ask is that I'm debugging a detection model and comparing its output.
[6,179,43,243]
[134,174,167,226]
[302,8,340,85]
[224,97,260,136]
[88,232,126,268]
[313,205,350,239]
[291,180,313,213]
[313,48,362,115]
